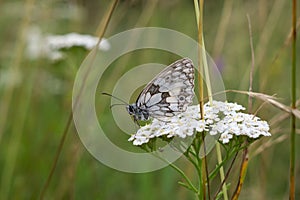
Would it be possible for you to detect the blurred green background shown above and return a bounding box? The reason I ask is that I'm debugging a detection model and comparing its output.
[0,0,299,199]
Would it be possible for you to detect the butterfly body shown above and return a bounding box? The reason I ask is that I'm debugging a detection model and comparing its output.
[126,104,150,121]
[127,58,195,122]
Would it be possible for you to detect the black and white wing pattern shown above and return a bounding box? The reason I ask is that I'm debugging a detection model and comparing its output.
[126,58,195,122]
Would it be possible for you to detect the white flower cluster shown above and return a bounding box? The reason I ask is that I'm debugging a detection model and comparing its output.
[203,101,271,143]
[26,26,110,60]
[128,101,271,145]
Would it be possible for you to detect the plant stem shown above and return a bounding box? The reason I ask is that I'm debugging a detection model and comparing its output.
[232,148,249,200]
[192,138,204,200]
[168,161,198,193]
[289,0,297,199]
[247,14,255,113]
[232,14,254,200]
[215,142,228,200]
[195,0,204,116]
[194,1,207,199]
[214,150,239,199]
[198,1,211,199]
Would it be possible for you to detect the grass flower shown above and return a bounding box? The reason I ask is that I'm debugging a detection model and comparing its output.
[129,101,271,145]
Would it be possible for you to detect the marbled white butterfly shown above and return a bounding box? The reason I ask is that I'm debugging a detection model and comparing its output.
[128,58,194,121]
[103,58,195,123]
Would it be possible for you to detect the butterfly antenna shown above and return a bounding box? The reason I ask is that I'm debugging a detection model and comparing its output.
[101,92,129,105]
[109,103,127,109]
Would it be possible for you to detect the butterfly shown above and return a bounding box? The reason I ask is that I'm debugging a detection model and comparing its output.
[127,58,195,121]
[103,58,195,123]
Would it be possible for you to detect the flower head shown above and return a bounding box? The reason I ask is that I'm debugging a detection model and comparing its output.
[129,101,271,145]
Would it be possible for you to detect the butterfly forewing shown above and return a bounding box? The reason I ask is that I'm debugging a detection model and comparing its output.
[135,58,195,119]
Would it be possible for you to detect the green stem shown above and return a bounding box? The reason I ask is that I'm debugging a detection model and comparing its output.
[196,151,203,200]
[168,161,198,193]
[185,152,200,171]
[152,151,198,194]
[192,139,203,200]
[214,150,239,199]
[215,142,228,200]
[290,0,296,199]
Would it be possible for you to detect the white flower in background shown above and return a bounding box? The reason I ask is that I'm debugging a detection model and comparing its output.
[46,33,110,51]
[26,26,110,60]
[129,101,271,145]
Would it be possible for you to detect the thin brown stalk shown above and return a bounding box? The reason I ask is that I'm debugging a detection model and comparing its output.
[269,100,300,126]
[231,150,248,200]
[238,0,285,91]
[232,14,255,199]
[213,151,239,199]
[195,0,209,199]
[201,133,210,200]
[39,1,119,199]
[198,0,204,118]
[289,0,297,199]
[247,14,255,113]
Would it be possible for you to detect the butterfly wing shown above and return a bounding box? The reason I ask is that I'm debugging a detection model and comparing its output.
[136,58,195,118]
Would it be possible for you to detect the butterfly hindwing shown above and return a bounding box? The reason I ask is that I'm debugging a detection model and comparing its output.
[135,58,194,119]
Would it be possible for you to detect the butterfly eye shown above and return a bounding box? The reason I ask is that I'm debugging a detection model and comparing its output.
[129,106,134,112]
[126,105,133,114]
